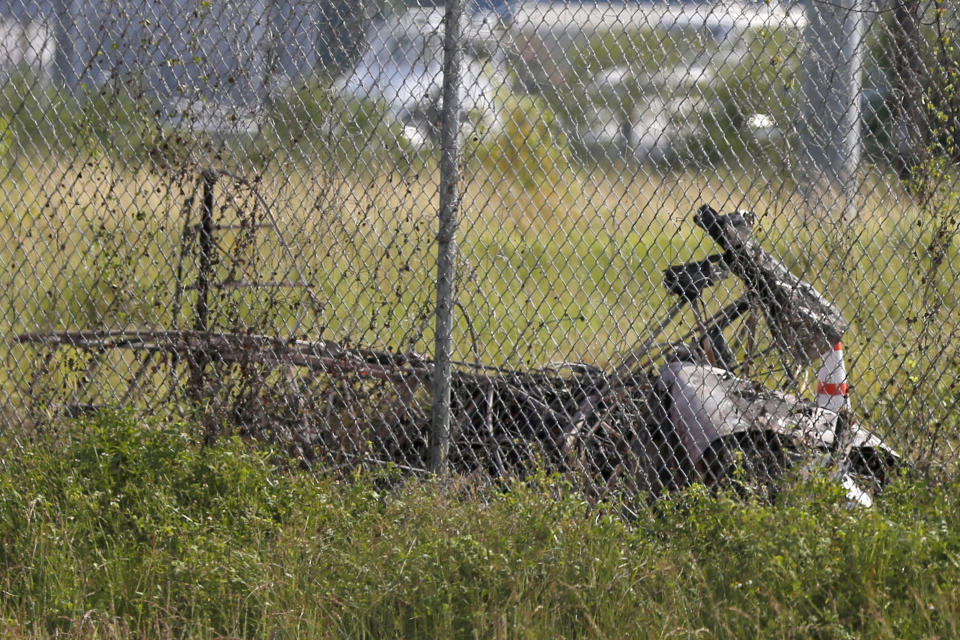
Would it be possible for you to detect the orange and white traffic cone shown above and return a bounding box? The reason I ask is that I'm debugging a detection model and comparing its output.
[815,342,849,412]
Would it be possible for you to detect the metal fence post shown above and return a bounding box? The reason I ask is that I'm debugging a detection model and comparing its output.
[188,170,217,406]
[799,0,866,219]
[430,0,464,475]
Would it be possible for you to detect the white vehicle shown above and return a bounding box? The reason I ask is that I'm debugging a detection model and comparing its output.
[334,7,507,147]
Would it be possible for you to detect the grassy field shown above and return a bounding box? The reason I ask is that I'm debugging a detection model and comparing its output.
[1,149,959,639]
[3,24,960,637]
[2,153,958,466]
[1,410,959,639]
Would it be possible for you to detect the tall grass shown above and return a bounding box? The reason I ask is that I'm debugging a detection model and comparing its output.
[1,411,959,639]
[0,150,956,463]
[3,155,957,462]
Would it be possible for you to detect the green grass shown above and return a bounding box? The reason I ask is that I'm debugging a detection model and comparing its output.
[1,411,960,639]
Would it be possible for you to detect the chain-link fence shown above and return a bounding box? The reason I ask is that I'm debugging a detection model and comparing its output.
[2,0,958,499]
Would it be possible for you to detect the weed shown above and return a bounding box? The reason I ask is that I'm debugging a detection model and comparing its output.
[2,412,960,638]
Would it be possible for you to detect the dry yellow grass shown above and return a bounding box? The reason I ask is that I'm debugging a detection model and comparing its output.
[2,154,950,446]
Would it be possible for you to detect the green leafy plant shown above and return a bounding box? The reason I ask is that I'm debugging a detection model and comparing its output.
[3,411,960,638]
[472,92,576,206]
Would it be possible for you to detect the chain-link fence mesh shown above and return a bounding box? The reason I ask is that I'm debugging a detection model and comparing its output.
[2,0,958,499]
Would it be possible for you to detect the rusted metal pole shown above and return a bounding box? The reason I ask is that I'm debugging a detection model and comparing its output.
[430,0,463,475]
[189,170,217,401]
[195,170,217,334]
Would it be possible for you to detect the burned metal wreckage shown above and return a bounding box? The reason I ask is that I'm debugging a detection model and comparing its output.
[429,203,902,505]
[17,202,900,505]
[640,204,901,505]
